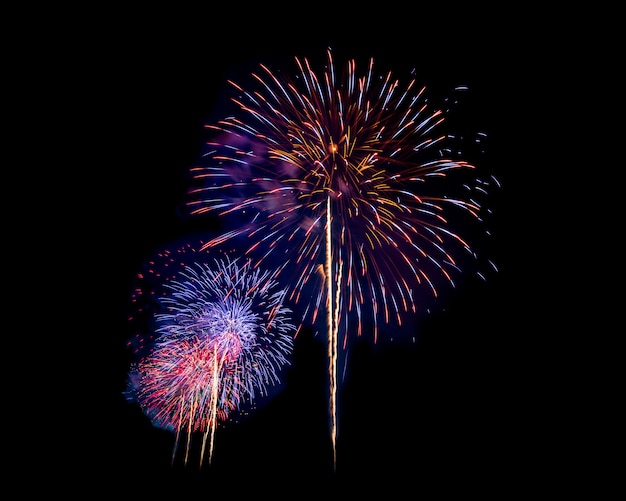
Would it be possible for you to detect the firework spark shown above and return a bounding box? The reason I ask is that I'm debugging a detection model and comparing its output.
[185,49,499,469]
[126,254,296,467]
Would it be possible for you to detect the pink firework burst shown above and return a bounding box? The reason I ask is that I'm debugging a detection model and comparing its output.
[127,255,296,467]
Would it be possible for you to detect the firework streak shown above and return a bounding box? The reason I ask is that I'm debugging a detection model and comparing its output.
[126,254,296,467]
[185,49,499,469]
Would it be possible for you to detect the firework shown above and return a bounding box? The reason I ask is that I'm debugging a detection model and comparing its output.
[126,254,296,467]
[185,49,499,468]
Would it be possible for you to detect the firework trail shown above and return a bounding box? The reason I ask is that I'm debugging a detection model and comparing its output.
[126,252,296,467]
[185,49,500,469]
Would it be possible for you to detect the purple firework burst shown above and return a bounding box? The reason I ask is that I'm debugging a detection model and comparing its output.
[126,255,296,467]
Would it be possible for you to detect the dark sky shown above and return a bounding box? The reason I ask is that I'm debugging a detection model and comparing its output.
[56,8,571,496]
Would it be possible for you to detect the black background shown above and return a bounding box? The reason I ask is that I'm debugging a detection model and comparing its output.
[41,6,591,497]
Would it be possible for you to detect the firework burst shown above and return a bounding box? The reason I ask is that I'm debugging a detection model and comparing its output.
[126,253,296,467]
[185,49,500,468]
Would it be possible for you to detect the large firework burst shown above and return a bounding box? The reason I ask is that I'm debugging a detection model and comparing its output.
[185,49,499,468]
[126,255,296,467]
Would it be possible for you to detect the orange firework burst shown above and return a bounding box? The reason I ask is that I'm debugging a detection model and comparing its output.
[185,49,500,469]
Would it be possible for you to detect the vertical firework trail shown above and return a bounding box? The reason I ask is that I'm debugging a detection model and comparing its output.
[126,250,296,468]
[186,49,499,470]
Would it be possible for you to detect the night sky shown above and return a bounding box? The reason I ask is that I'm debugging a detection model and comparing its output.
[54,8,575,496]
